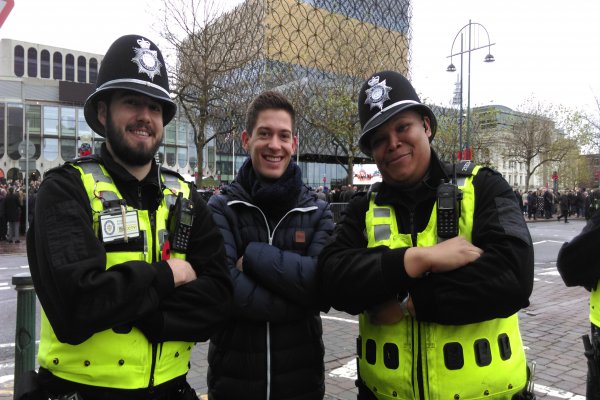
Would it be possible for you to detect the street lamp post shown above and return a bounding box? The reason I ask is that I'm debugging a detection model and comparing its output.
[446,20,496,160]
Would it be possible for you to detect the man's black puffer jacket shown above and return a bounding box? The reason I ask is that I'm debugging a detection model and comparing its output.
[207,173,334,400]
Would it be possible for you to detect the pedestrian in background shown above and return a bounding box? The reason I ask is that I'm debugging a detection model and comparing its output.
[25,34,232,400]
[207,91,334,400]
[527,190,537,220]
[0,188,6,241]
[536,188,545,219]
[543,187,554,219]
[318,71,534,399]
[4,186,21,243]
[577,188,586,218]
[557,191,570,223]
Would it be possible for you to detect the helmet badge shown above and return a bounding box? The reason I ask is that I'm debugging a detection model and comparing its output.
[131,38,162,81]
[364,76,391,111]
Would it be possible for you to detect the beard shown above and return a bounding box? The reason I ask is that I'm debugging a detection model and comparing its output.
[104,113,162,167]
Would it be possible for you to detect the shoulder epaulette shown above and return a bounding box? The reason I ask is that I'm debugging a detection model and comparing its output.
[454,160,477,176]
[367,181,382,197]
[66,154,103,165]
[160,167,195,192]
[160,166,186,181]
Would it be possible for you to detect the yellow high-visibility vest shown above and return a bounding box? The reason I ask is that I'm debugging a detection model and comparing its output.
[38,160,193,389]
[360,165,528,399]
[590,283,600,327]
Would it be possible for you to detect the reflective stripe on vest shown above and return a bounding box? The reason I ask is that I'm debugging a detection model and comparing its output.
[590,282,600,327]
[359,165,528,400]
[37,161,193,389]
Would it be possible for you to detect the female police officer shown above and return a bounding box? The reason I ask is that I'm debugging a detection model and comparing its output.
[318,71,535,400]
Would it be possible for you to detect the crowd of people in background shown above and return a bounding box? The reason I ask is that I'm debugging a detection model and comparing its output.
[513,186,600,222]
[0,178,41,242]
[3,175,600,243]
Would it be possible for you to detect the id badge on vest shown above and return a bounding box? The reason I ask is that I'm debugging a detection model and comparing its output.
[99,209,140,243]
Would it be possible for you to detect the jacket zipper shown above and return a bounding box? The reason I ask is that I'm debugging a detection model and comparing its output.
[416,323,425,400]
[148,209,158,389]
[148,343,158,390]
[225,200,318,400]
[408,208,424,399]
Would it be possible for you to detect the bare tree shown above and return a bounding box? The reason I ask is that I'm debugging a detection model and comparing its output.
[431,105,499,167]
[158,0,265,184]
[431,106,461,163]
[502,99,578,191]
[577,96,600,154]
[555,146,587,190]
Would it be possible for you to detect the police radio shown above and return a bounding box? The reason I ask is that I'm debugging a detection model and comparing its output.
[437,180,460,240]
[167,192,194,252]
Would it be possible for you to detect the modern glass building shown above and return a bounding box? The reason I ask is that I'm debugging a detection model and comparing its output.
[0,38,197,183]
[1,0,413,188]
[0,38,356,187]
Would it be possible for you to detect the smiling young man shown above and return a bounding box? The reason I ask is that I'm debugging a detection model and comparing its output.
[318,71,535,399]
[26,35,232,400]
[207,91,334,400]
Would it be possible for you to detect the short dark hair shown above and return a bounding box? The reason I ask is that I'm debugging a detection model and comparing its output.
[245,91,295,135]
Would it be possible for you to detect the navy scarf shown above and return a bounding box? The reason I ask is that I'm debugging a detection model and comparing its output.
[236,158,302,221]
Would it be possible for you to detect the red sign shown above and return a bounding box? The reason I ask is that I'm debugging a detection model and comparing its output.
[322,176,327,183]
[595,171,600,179]
[457,147,473,161]
[0,0,14,28]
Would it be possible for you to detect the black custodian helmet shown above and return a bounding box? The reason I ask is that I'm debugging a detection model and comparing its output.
[84,34,177,136]
[357,70,437,157]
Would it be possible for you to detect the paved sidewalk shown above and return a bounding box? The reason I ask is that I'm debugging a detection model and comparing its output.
[0,235,26,256]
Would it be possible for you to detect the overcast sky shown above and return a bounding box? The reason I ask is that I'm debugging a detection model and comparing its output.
[2,0,599,115]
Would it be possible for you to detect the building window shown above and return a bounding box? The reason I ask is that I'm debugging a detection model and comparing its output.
[61,139,76,160]
[41,50,50,78]
[77,56,87,83]
[89,58,98,83]
[14,45,24,77]
[7,104,23,160]
[165,123,176,146]
[25,105,42,160]
[65,54,75,81]
[178,147,188,168]
[60,107,76,160]
[43,138,59,161]
[43,106,59,135]
[53,52,63,80]
[166,146,176,167]
[27,47,38,77]
[60,107,76,138]
[77,109,92,139]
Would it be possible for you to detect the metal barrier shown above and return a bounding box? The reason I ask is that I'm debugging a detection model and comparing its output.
[12,272,36,400]
[329,202,349,224]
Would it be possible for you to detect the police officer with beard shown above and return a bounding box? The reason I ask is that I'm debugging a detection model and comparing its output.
[318,71,535,399]
[26,35,232,400]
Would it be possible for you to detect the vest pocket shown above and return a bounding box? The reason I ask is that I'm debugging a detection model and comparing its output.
[443,342,464,370]
[498,333,512,360]
[474,338,492,366]
[383,343,399,369]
